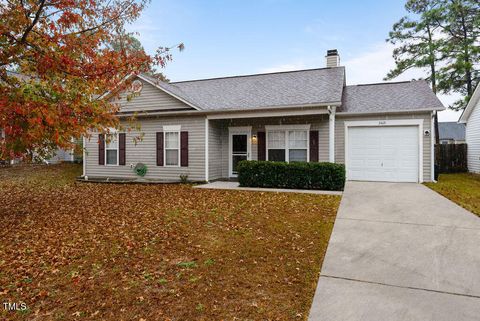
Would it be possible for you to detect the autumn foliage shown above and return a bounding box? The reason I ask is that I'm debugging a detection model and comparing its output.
[0,0,179,160]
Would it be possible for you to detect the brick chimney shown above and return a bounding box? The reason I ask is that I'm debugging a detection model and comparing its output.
[326,49,340,68]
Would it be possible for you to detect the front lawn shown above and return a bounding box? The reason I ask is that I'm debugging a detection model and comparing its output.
[425,173,480,217]
[0,164,340,320]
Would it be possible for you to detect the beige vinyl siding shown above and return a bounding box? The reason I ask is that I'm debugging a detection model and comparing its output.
[208,121,224,180]
[209,115,330,178]
[116,78,193,113]
[466,99,480,173]
[335,112,433,182]
[84,116,206,181]
[318,118,330,162]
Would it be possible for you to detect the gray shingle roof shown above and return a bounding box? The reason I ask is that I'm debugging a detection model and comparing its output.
[140,69,444,114]
[161,67,345,110]
[439,122,466,141]
[339,80,444,113]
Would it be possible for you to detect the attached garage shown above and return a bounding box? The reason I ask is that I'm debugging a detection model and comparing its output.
[345,120,423,183]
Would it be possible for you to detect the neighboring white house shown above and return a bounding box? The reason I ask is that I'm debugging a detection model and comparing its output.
[44,148,75,164]
[459,84,480,173]
[438,122,466,144]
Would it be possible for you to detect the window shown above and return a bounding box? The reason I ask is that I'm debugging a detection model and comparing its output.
[267,126,309,162]
[288,130,308,162]
[267,131,286,161]
[164,131,180,166]
[105,133,118,165]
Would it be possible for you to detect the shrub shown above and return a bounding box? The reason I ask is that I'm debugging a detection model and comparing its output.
[237,160,345,191]
[179,174,189,183]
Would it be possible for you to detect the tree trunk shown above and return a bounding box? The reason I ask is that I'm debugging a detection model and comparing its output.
[427,24,440,145]
[459,3,473,97]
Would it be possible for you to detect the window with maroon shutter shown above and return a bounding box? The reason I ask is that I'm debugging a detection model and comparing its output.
[257,131,266,161]
[309,130,319,162]
[180,131,188,167]
[118,133,126,165]
[98,134,105,165]
[156,132,164,166]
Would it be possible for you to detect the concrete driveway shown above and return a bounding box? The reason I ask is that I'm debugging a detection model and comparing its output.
[309,182,480,321]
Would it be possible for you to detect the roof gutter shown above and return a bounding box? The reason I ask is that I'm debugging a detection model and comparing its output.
[336,107,445,117]
[117,101,341,118]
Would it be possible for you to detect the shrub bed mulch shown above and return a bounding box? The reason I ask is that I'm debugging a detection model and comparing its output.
[0,164,340,320]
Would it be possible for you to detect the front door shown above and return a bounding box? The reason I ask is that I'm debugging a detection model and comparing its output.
[229,128,251,177]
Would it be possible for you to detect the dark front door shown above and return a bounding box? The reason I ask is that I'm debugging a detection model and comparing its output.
[231,134,248,176]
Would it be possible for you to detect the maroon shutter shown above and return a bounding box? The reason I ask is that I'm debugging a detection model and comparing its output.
[257,131,266,161]
[309,130,319,162]
[180,131,188,167]
[118,133,126,165]
[156,132,164,166]
[98,134,105,165]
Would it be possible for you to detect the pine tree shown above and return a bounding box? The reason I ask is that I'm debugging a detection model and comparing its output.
[435,0,480,110]
[385,0,444,142]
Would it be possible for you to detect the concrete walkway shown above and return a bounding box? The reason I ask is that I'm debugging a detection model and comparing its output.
[194,181,343,195]
[309,182,480,321]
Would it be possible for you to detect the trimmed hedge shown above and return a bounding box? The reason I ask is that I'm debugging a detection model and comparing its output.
[237,160,345,191]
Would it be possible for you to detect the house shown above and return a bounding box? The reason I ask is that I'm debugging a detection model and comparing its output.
[438,122,466,144]
[459,84,480,173]
[83,50,444,183]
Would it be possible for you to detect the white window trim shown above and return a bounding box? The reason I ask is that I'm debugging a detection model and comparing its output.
[105,132,119,166]
[265,125,310,163]
[164,129,181,167]
[344,119,424,183]
[163,125,181,131]
[265,124,310,131]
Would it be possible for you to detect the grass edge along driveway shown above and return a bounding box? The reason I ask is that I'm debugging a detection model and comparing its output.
[425,172,480,217]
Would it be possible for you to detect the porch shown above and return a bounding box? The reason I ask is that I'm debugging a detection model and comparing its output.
[205,108,336,181]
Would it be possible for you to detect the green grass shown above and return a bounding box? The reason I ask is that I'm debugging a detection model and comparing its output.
[425,173,480,217]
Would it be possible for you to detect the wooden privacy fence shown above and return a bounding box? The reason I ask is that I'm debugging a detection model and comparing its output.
[435,143,468,173]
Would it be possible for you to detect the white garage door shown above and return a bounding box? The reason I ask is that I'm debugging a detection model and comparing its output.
[347,126,419,182]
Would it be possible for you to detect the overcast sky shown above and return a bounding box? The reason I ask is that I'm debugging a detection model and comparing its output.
[127,0,462,121]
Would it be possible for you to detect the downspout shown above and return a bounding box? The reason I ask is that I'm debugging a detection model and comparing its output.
[82,136,86,178]
[205,118,209,182]
[431,112,436,182]
[328,106,336,163]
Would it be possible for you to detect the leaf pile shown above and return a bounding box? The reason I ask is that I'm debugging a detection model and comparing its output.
[0,164,340,320]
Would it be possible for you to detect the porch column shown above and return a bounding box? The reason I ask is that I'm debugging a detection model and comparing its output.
[328,106,336,163]
[205,117,209,182]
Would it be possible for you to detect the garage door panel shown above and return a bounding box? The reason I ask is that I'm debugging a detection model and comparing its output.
[347,126,419,183]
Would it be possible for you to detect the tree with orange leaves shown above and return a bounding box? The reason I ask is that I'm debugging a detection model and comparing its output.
[0,0,182,161]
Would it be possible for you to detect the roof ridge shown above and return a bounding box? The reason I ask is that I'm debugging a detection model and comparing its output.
[349,80,419,87]
[171,66,345,84]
